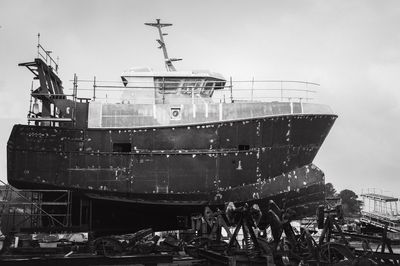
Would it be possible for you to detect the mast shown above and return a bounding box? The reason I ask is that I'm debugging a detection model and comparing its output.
[145,19,181,72]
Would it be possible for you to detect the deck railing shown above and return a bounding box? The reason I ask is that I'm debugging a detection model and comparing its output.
[215,79,318,103]
[68,77,319,104]
[37,34,59,73]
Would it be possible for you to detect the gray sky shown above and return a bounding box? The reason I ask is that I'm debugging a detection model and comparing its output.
[0,0,399,196]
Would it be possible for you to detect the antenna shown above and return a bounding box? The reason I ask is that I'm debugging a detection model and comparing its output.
[145,19,182,72]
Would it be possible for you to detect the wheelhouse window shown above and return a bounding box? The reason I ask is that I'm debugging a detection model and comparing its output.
[181,79,203,95]
[154,77,223,99]
[155,78,180,94]
[201,81,215,96]
[214,82,225,90]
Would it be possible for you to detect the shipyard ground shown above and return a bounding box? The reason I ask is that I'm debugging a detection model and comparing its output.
[1,203,400,266]
[1,185,400,265]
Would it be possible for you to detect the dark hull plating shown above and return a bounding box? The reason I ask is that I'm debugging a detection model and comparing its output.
[7,114,336,233]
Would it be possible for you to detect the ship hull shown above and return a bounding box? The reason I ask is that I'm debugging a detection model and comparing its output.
[7,113,336,233]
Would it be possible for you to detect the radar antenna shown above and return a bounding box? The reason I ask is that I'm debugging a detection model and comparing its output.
[145,19,181,72]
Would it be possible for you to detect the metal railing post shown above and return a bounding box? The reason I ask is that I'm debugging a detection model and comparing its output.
[230,77,233,103]
[37,33,40,58]
[306,82,309,102]
[251,77,254,101]
[93,76,96,101]
[28,81,34,126]
[73,74,78,101]
[73,74,78,127]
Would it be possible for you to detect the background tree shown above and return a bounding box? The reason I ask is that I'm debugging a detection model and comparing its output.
[325,182,337,197]
[339,189,363,216]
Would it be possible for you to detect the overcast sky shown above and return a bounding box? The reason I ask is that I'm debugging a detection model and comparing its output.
[0,0,399,197]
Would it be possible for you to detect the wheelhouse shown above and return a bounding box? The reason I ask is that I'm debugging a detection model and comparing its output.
[121,69,226,104]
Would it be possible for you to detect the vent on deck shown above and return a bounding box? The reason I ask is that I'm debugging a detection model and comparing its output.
[238,144,250,151]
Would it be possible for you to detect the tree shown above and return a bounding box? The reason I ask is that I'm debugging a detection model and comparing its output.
[325,182,337,197]
[339,189,362,216]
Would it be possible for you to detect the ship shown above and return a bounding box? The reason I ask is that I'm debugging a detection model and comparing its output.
[7,20,337,235]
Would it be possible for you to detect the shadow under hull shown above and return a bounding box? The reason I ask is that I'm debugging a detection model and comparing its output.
[8,163,325,235]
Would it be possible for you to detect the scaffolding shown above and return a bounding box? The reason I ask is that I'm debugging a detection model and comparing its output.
[0,181,72,234]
